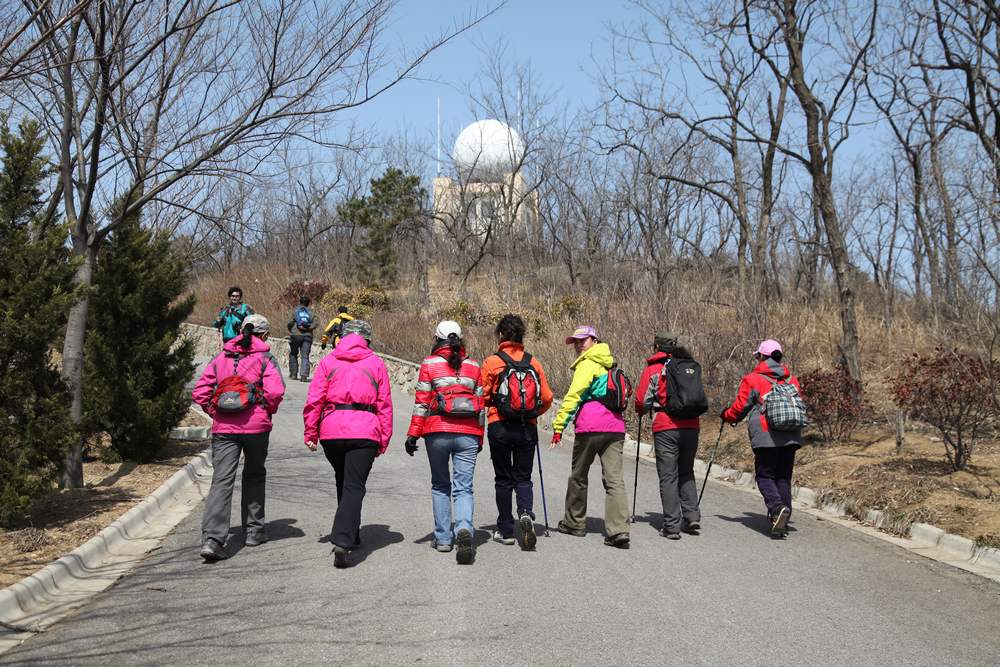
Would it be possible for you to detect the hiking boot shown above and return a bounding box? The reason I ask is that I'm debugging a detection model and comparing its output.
[199,539,227,562]
[492,530,515,545]
[519,514,537,551]
[333,545,350,568]
[432,540,453,553]
[556,521,586,537]
[659,528,681,540]
[604,533,631,549]
[455,528,475,565]
[682,520,701,535]
[770,505,790,538]
[244,530,268,547]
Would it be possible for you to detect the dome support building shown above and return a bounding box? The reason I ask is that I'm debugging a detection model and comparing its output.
[433,119,539,239]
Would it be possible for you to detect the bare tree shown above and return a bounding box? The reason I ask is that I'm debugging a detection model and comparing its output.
[4,0,498,487]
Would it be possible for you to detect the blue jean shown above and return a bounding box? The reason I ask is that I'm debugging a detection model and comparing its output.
[425,433,479,546]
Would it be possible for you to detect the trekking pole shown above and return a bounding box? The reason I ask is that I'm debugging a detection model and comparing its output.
[630,414,643,523]
[534,438,551,537]
[699,421,726,504]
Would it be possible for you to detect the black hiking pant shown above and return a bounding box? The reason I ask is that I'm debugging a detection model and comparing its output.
[487,421,537,538]
[322,439,377,549]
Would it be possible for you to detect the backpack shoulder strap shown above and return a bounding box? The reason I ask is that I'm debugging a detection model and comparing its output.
[496,350,530,368]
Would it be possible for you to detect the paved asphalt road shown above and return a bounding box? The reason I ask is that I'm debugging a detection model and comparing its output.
[4,376,1000,666]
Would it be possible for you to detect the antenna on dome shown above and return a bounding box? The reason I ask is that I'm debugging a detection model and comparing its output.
[436,96,441,177]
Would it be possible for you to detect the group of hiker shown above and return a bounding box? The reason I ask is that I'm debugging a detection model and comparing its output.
[199,288,807,567]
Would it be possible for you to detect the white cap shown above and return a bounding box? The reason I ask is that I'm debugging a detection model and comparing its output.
[434,320,462,340]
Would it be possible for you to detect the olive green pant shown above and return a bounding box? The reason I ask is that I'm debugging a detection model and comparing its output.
[561,432,629,538]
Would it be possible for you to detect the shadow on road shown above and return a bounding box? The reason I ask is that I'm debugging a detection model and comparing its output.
[716,512,797,537]
[412,528,492,548]
[316,524,405,566]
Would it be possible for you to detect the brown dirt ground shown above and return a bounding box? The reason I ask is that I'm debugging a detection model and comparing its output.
[710,426,1000,547]
[0,437,209,589]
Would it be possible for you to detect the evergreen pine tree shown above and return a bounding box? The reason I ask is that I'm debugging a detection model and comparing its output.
[83,195,196,462]
[343,168,425,287]
[0,119,78,526]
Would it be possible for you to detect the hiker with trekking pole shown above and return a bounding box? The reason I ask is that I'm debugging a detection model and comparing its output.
[720,339,807,538]
[404,320,485,565]
[550,326,632,549]
[480,314,554,550]
[634,333,708,539]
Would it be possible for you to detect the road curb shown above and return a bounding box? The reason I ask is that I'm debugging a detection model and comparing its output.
[621,435,1000,583]
[0,450,212,632]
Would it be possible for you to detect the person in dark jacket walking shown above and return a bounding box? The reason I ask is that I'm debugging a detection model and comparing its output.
[405,320,485,565]
[721,339,804,538]
[635,333,701,540]
[286,295,316,382]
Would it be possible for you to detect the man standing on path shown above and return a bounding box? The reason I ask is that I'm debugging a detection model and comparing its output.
[286,295,316,381]
[549,325,630,549]
[213,286,253,343]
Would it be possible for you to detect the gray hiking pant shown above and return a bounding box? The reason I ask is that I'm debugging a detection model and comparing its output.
[653,429,701,533]
[202,432,270,545]
[289,335,312,379]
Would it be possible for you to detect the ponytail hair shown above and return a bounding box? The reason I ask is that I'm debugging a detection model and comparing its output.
[239,324,255,351]
[447,333,463,371]
[770,350,784,363]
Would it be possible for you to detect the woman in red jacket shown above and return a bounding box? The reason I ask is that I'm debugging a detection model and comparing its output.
[404,320,485,565]
[721,339,805,538]
[635,333,701,540]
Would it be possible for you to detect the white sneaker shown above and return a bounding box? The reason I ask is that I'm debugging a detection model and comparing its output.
[492,530,515,545]
[432,540,453,553]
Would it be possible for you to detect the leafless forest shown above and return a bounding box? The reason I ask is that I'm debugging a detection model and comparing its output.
[4,1,1000,448]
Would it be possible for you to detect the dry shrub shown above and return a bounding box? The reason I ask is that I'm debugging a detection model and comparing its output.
[799,367,868,445]
[279,279,329,307]
[8,526,50,553]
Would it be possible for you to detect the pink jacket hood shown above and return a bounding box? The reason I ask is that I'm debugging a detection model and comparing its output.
[303,334,393,453]
[192,336,286,434]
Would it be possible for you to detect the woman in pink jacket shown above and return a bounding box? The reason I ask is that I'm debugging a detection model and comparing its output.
[192,314,286,561]
[303,320,393,568]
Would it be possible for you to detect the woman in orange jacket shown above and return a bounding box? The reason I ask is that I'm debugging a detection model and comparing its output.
[480,314,553,550]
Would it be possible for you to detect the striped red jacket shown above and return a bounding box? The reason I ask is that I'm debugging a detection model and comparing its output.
[407,346,485,442]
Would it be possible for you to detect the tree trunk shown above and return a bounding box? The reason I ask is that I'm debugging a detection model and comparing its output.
[60,235,97,488]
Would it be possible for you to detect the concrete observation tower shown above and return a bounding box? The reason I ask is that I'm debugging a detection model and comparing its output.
[433,119,539,236]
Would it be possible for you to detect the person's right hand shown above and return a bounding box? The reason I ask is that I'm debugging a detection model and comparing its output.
[404,436,419,456]
[305,440,318,451]
[549,432,562,449]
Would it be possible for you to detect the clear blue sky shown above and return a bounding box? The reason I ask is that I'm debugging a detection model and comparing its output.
[345,0,634,147]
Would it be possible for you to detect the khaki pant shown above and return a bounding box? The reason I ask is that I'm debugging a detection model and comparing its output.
[562,432,629,538]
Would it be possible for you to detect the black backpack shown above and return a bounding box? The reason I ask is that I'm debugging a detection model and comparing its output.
[658,358,709,418]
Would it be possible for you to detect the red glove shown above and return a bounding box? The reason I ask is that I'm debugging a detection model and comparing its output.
[550,432,562,446]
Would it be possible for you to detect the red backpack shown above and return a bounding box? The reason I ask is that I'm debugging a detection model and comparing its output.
[493,351,543,420]
[211,353,266,413]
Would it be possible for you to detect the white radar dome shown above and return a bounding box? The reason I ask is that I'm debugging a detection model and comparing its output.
[452,119,525,182]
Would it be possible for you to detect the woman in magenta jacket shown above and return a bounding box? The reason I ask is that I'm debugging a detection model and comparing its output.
[192,314,286,561]
[303,320,393,568]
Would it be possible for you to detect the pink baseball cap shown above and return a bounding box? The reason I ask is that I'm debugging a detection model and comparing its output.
[565,325,598,344]
[755,339,783,357]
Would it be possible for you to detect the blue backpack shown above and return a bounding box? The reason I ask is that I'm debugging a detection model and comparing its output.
[294,306,314,331]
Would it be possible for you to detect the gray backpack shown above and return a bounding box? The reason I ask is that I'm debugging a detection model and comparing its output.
[759,375,808,431]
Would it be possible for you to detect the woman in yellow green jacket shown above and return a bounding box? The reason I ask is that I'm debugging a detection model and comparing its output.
[549,326,630,548]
